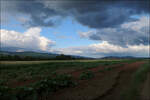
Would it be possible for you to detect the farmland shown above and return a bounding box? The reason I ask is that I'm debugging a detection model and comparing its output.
[1,0,149,100]
[0,59,149,100]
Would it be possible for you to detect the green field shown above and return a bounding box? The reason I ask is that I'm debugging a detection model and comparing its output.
[0,60,124,83]
[0,59,149,100]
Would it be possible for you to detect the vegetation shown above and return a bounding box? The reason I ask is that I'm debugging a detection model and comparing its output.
[0,74,76,100]
[0,54,83,61]
[0,60,120,82]
[99,67,113,73]
[0,61,96,82]
[0,59,144,100]
[104,67,113,71]
[0,59,139,84]
[79,71,94,80]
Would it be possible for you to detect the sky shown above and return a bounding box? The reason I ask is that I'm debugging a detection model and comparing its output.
[0,0,150,58]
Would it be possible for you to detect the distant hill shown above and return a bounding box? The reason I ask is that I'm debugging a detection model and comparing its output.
[0,51,93,61]
[0,46,93,59]
[0,46,58,58]
[0,51,58,58]
[1,46,28,52]
[100,56,147,59]
[0,46,48,52]
[3,47,147,60]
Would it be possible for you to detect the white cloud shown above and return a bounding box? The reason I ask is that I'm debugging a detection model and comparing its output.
[53,41,149,58]
[54,48,83,55]
[78,30,96,38]
[1,27,55,51]
[89,41,149,55]
[121,16,149,33]
[1,27,149,58]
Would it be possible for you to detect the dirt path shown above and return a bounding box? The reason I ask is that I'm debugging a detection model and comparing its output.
[47,61,145,100]
[48,70,120,100]
[95,61,145,100]
[141,72,150,100]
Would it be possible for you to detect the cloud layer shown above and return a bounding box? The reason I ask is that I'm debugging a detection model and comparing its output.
[1,0,150,28]
[79,16,149,46]
[1,27,149,58]
[1,0,149,57]
[1,27,55,51]
[54,41,149,58]
[1,0,149,46]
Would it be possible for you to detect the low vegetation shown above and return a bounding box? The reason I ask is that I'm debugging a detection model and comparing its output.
[0,74,76,100]
[0,59,145,100]
[0,60,125,84]
[79,70,94,80]
[99,67,113,73]
[0,54,81,61]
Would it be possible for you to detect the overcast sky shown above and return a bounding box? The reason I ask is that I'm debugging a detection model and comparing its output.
[1,0,150,58]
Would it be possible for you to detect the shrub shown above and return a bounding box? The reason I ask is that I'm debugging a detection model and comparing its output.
[104,67,113,71]
[79,71,94,80]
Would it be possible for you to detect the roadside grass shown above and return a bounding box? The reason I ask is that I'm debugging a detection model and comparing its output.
[121,62,150,100]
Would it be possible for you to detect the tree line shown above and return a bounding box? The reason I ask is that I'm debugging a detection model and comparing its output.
[0,54,84,61]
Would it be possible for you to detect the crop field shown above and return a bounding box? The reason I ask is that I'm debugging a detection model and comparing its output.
[0,59,123,64]
[0,59,149,100]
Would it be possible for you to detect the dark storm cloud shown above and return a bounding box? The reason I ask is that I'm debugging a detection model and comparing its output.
[89,28,149,46]
[1,0,150,28]
[79,15,150,46]
[41,0,150,28]
[1,0,150,46]
[1,0,66,27]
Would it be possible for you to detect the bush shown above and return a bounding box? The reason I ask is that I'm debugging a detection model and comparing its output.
[99,67,113,73]
[104,67,113,71]
[79,71,94,80]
